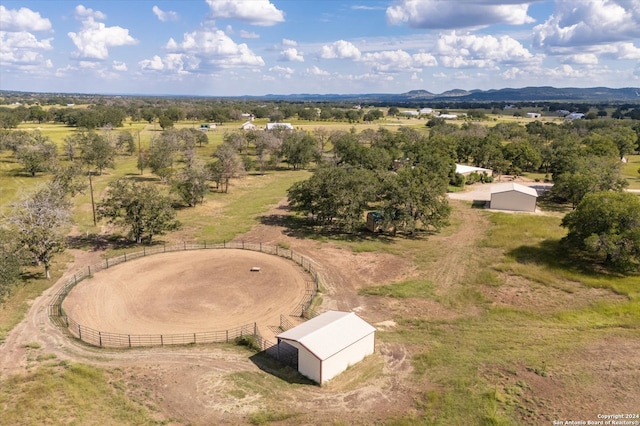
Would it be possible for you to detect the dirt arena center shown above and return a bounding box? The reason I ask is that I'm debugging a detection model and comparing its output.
[58,244,317,347]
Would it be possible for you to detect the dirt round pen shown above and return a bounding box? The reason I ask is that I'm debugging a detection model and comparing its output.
[53,243,319,348]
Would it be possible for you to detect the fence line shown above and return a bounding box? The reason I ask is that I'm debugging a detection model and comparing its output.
[48,241,321,349]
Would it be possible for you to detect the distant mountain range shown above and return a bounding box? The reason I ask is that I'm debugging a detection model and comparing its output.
[258,86,640,103]
[2,86,639,103]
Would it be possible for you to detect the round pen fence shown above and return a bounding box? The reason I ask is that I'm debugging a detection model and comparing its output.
[48,241,321,349]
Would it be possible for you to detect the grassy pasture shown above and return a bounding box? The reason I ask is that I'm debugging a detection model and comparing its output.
[1,116,639,424]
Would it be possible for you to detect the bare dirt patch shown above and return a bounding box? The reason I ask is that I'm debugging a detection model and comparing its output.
[484,274,628,314]
[62,250,308,338]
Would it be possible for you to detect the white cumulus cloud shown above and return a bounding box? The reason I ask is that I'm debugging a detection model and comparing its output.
[386,0,536,29]
[74,5,107,21]
[306,65,330,76]
[435,31,541,69]
[533,0,640,48]
[0,5,52,32]
[270,65,294,77]
[112,60,128,71]
[320,40,361,60]
[239,30,259,39]
[164,30,264,70]
[205,0,285,26]
[561,54,599,65]
[360,49,437,73]
[279,47,304,62]
[152,5,179,22]
[68,17,137,60]
[139,53,197,74]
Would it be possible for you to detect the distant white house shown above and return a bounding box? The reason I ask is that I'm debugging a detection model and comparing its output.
[526,112,541,119]
[490,183,538,212]
[240,121,256,131]
[438,113,458,119]
[276,311,376,385]
[455,164,493,176]
[401,110,420,117]
[565,112,585,120]
[419,108,434,115]
[266,122,294,130]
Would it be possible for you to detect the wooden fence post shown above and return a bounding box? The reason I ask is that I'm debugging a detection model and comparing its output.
[124,252,127,262]
[99,332,102,347]
[106,258,109,268]
[128,335,131,348]
[87,266,91,276]
[78,325,82,340]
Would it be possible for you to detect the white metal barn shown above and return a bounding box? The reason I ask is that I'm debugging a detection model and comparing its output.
[490,182,538,212]
[276,311,376,385]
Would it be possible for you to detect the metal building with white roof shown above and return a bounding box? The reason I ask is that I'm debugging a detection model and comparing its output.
[276,311,376,384]
[490,182,538,212]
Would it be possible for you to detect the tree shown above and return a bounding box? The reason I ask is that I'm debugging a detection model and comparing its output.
[288,165,376,232]
[97,178,180,244]
[115,130,136,155]
[380,165,451,236]
[50,162,88,197]
[0,229,24,301]
[562,192,640,272]
[7,184,70,279]
[79,132,115,174]
[281,130,319,170]
[171,160,210,207]
[15,137,58,176]
[253,131,282,173]
[551,156,627,208]
[158,115,174,130]
[148,131,179,181]
[209,142,246,193]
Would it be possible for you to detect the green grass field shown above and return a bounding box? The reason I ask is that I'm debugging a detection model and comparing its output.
[1,117,639,424]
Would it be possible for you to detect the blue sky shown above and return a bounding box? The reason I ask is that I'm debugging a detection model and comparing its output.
[1,0,639,96]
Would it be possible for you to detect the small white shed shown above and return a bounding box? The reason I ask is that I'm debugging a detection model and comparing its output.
[276,311,375,385]
[490,182,538,212]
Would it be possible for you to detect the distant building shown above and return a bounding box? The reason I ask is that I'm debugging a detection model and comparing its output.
[490,183,538,212]
[240,121,256,131]
[401,110,420,117]
[266,122,294,130]
[455,164,493,176]
[438,113,458,119]
[565,113,585,120]
[526,112,541,119]
[199,123,216,132]
[556,110,570,116]
[276,311,376,385]
[419,108,434,115]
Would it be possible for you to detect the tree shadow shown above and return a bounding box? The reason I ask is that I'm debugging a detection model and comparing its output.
[258,206,401,244]
[67,233,136,252]
[248,352,316,386]
[124,174,161,183]
[507,238,624,277]
[471,200,488,209]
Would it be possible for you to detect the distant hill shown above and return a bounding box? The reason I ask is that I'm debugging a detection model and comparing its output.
[257,86,639,103]
[2,86,639,103]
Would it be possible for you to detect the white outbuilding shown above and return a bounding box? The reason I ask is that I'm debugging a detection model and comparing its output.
[276,310,376,385]
[490,182,538,212]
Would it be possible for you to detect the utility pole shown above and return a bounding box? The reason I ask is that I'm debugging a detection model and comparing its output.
[88,171,96,226]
